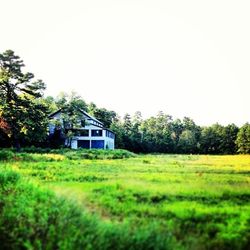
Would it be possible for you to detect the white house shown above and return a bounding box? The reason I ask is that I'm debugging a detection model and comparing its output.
[49,109,115,149]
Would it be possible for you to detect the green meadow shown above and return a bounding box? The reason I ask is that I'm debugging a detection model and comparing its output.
[0,149,250,250]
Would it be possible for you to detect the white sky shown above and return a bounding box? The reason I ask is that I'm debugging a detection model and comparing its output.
[1,0,249,126]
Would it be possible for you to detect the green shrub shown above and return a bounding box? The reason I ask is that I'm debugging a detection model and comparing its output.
[0,148,136,162]
[64,149,136,160]
[0,150,15,161]
[19,146,52,154]
[0,171,20,186]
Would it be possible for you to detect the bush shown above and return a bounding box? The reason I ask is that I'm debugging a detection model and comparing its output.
[19,146,52,154]
[64,149,136,160]
[8,148,136,161]
[0,150,15,161]
[0,171,20,186]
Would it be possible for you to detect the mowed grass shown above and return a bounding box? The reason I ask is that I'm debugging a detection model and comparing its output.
[1,152,250,249]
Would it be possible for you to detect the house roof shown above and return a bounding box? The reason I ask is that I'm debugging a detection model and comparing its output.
[80,110,104,125]
[49,109,103,125]
[49,109,116,134]
[48,109,62,118]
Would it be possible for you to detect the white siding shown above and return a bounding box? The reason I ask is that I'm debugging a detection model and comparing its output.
[71,140,78,149]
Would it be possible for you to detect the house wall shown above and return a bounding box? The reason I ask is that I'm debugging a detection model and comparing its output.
[70,128,115,150]
[49,112,63,134]
[105,136,115,150]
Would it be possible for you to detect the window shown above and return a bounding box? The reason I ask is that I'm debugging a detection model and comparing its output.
[91,140,104,149]
[91,130,102,137]
[80,120,86,127]
[77,140,90,148]
[105,130,114,138]
[79,130,89,136]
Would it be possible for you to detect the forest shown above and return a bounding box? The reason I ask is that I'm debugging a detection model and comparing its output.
[0,50,250,154]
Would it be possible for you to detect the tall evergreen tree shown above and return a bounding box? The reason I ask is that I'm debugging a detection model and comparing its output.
[0,50,48,149]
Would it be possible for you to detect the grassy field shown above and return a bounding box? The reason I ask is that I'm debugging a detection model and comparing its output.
[0,150,250,249]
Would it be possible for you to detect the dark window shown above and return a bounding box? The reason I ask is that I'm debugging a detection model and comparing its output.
[91,130,102,137]
[105,130,114,139]
[74,130,80,136]
[77,140,90,149]
[79,130,89,136]
[91,140,104,149]
[81,120,86,127]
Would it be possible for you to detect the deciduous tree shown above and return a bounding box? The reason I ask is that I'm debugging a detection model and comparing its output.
[236,123,250,154]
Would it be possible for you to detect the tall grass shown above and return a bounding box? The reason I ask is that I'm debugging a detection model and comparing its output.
[0,170,174,250]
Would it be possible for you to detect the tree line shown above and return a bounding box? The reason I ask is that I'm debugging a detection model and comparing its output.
[110,112,250,154]
[0,50,249,154]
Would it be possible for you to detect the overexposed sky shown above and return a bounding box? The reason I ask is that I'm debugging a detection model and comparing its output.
[1,0,249,126]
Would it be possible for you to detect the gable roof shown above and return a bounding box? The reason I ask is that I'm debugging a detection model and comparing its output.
[49,108,115,135]
[49,109,103,126]
[80,110,103,125]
